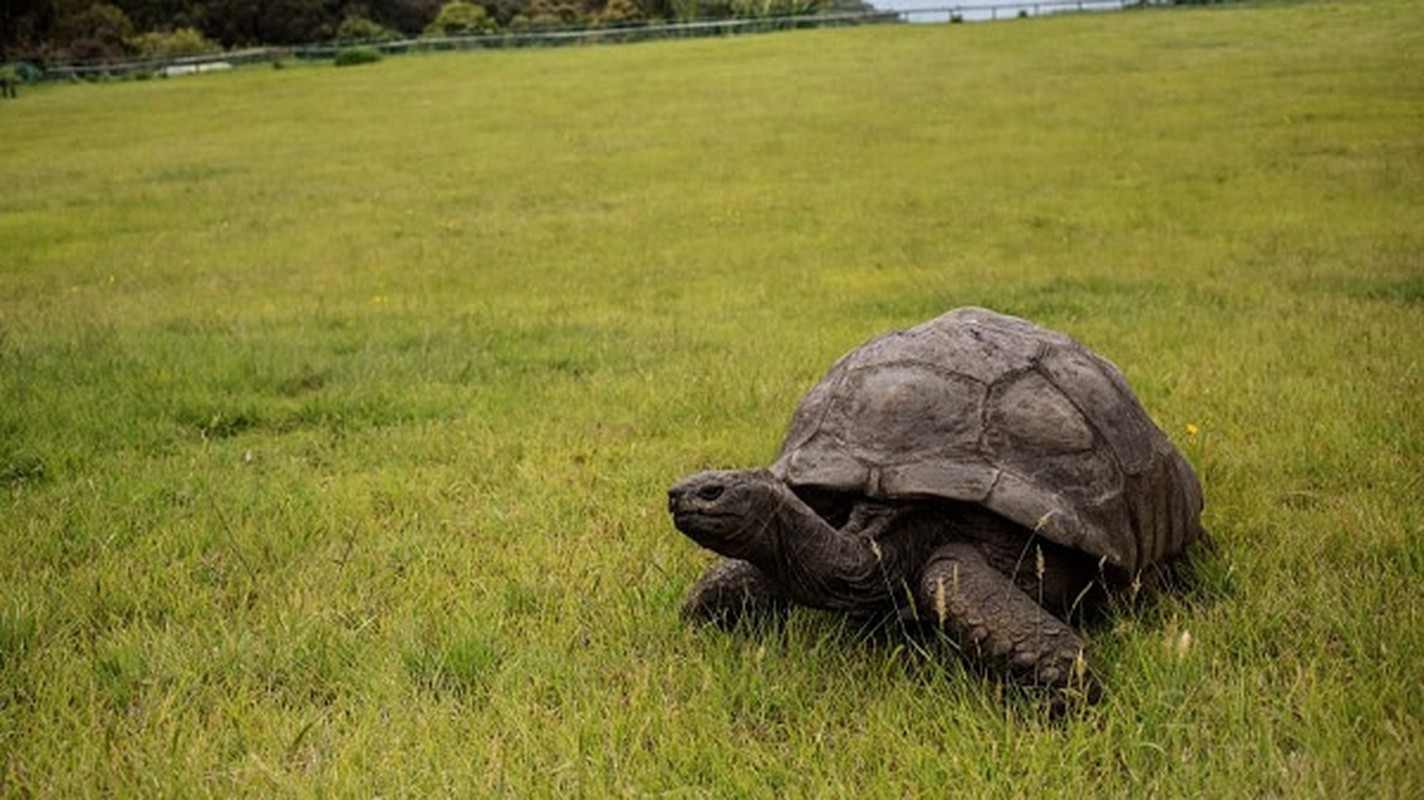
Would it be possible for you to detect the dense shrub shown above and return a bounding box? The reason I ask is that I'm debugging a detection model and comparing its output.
[336,15,403,43]
[510,0,585,30]
[0,0,864,58]
[667,0,736,22]
[54,3,135,61]
[423,1,498,36]
[729,0,820,17]
[126,27,220,58]
[594,0,651,27]
[334,46,383,66]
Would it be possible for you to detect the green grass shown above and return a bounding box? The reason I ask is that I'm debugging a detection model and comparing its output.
[2,1,1421,794]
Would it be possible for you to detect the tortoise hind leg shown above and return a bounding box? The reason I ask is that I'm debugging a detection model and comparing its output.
[683,558,790,628]
[917,542,1101,703]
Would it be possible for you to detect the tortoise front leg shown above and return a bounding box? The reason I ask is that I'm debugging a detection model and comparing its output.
[683,557,790,628]
[917,542,1101,702]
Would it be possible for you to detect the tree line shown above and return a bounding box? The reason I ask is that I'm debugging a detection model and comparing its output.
[2,0,871,64]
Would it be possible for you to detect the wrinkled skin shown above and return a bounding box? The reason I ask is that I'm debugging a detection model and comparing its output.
[668,469,1106,702]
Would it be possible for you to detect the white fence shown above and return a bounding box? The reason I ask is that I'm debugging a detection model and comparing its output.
[890,0,1135,23]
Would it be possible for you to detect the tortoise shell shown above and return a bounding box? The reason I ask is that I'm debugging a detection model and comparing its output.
[769,307,1205,575]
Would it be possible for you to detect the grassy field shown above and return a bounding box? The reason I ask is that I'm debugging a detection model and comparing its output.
[1,0,1421,795]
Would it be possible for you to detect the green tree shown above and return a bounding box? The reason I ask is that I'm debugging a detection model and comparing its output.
[4,0,443,59]
[423,0,498,36]
[336,15,403,42]
[200,0,334,47]
[113,0,202,34]
[1,0,49,60]
[358,0,445,37]
[594,0,650,26]
[731,0,822,17]
[55,3,136,61]
[510,0,585,30]
[126,26,220,57]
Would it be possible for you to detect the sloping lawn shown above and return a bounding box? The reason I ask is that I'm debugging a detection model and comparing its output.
[1,1,1419,794]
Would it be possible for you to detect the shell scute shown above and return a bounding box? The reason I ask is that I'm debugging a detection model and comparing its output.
[986,371,1095,455]
[830,364,986,465]
[1035,345,1156,474]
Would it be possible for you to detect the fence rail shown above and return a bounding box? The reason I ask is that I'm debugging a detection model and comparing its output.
[293,10,897,60]
[893,0,1134,22]
[33,1,1149,81]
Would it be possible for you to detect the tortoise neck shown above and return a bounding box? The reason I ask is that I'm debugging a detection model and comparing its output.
[751,487,892,611]
[721,483,827,564]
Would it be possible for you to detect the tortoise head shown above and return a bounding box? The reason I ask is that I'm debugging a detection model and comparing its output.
[669,468,901,611]
[667,469,786,558]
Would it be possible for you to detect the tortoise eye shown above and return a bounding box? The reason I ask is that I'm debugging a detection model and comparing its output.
[696,485,725,502]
